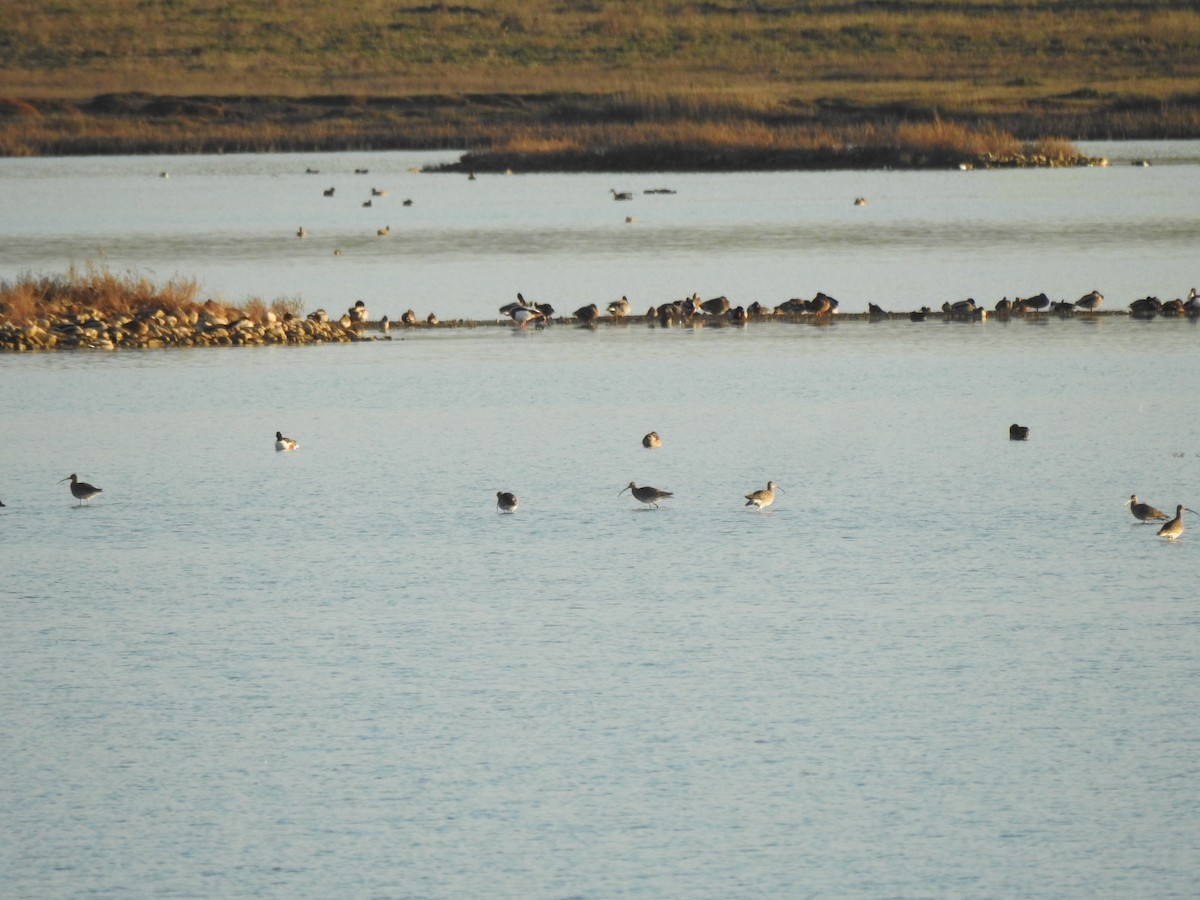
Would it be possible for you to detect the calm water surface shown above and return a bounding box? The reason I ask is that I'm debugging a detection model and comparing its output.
[2,317,1199,897]
[1,141,1199,319]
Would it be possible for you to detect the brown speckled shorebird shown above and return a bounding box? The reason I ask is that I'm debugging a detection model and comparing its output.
[1126,495,1168,523]
[642,431,661,449]
[620,482,673,509]
[59,473,102,506]
[745,481,780,510]
[1009,424,1030,441]
[496,492,518,513]
[575,304,601,325]
[1157,505,1196,541]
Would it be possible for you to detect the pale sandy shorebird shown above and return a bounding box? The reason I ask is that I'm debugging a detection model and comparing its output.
[401,309,417,326]
[1076,290,1104,311]
[620,482,673,509]
[1157,505,1196,540]
[1126,494,1169,523]
[59,473,102,506]
[854,196,868,206]
[275,431,298,452]
[376,225,391,236]
[745,481,780,510]
[427,312,440,326]
[1009,424,1030,441]
[642,431,661,449]
[496,491,518,513]
[608,296,632,318]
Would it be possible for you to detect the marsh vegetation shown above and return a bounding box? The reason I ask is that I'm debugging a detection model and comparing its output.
[1,0,1198,164]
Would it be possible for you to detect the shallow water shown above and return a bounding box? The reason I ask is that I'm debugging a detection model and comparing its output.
[1,141,1199,320]
[2,316,1199,897]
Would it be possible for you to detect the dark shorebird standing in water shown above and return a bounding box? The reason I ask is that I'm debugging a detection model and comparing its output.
[642,431,661,449]
[620,482,673,509]
[1129,296,1161,318]
[745,481,780,511]
[1009,424,1030,441]
[1126,495,1169,523]
[275,431,299,452]
[496,491,518,513]
[1157,505,1196,541]
[59,473,102,506]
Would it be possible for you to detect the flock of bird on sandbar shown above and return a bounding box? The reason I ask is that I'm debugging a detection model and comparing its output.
[287,174,1200,325]
[492,288,1200,329]
[24,427,1192,541]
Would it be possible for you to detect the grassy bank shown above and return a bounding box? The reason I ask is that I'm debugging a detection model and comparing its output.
[1,0,1198,162]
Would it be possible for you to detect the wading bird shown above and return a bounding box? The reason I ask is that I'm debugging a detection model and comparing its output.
[59,473,102,506]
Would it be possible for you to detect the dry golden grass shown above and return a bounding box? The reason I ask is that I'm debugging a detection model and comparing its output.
[0,265,296,325]
[892,121,1022,159]
[270,297,306,319]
